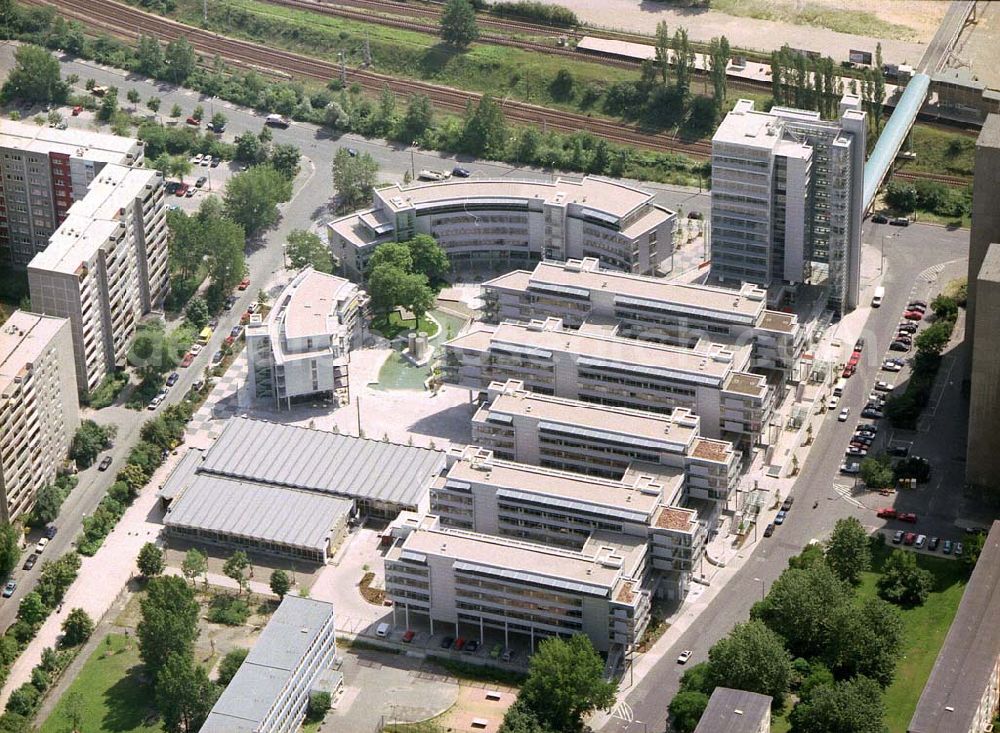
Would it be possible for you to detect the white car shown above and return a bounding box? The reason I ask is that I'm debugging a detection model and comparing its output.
[417,169,450,181]
[840,461,861,475]
[873,381,894,392]
[190,343,203,356]
[882,361,903,372]
[34,538,49,554]
[677,650,693,664]
[190,153,203,165]
[838,407,850,421]
[827,396,840,410]
[914,534,927,549]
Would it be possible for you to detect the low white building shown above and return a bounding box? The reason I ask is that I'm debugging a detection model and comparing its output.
[327,176,675,279]
[246,268,369,409]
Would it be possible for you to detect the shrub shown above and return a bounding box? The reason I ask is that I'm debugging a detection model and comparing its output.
[207,595,251,626]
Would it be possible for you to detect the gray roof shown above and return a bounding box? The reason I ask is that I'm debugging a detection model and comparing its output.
[693,687,772,733]
[203,596,336,732]
[164,475,352,553]
[158,448,204,502]
[199,417,444,509]
[908,520,1000,733]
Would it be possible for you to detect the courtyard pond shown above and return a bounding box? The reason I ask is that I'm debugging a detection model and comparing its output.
[374,309,468,390]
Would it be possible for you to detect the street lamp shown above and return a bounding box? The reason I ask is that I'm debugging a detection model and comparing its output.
[410,142,419,180]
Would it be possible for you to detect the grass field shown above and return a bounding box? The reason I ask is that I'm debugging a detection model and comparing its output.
[901,126,977,178]
[39,634,163,733]
[709,0,918,40]
[371,310,439,341]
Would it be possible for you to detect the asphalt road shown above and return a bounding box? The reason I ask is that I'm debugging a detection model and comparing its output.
[604,221,971,733]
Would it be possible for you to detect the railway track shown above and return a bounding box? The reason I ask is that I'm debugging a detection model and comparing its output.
[894,171,971,186]
[34,0,714,157]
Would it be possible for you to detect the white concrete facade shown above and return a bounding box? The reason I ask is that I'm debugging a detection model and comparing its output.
[246,268,369,409]
[710,96,866,312]
[327,177,676,279]
[26,166,168,395]
[0,310,79,523]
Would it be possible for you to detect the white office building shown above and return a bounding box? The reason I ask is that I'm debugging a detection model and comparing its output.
[483,257,803,378]
[27,165,168,394]
[0,310,79,523]
[327,177,676,279]
[444,317,773,446]
[246,268,369,409]
[710,96,867,312]
[202,595,339,733]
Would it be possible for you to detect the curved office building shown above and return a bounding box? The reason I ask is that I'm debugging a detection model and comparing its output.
[327,176,676,280]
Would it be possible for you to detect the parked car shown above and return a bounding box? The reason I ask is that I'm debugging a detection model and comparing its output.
[874,381,894,392]
[211,350,224,367]
[876,508,897,519]
[909,300,928,309]
[452,166,471,177]
[838,407,850,422]
[191,380,205,393]
[195,176,208,188]
[903,310,923,321]
[247,302,260,314]
[888,444,910,457]
[98,455,113,471]
[897,322,918,333]
[185,187,196,197]
[677,650,693,664]
[230,325,243,339]
[889,341,910,352]
[840,462,861,475]
[955,542,965,556]
[903,532,917,545]
[453,637,466,650]
[892,530,904,544]
[43,525,58,539]
[861,408,884,419]
[440,636,454,649]
[465,640,480,653]
[890,216,910,227]
[871,213,889,224]
[265,114,291,128]
[180,353,194,368]
[238,277,251,290]
[223,294,238,310]
[375,622,390,637]
[174,183,189,197]
[897,512,918,523]
[915,534,926,549]
[854,337,865,351]
[781,496,794,511]
[774,510,787,525]
[842,364,856,378]
[190,153,203,165]
[856,423,878,434]
[827,395,840,410]
[207,121,226,133]
[34,538,49,554]
[846,446,868,457]
[345,147,358,157]
[2,581,15,598]
[147,394,163,410]
[200,156,212,167]
[928,536,939,551]
[185,116,200,126]
[501,648,513,663]
[210,157,221,168]
[166,372,179,387]
[882,361,903,372]
[22,554,37,571]
[906,303,927,312]
[402,630,415,643]
[764,522,775,537]
[942,540,953,554]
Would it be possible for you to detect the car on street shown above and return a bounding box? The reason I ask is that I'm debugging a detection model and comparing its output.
[440,636,454,649]
[452,166,471,177]
[943,540,953,554]
[897,322,918,333]
[840,462,861,475]
[861,408,884,419]
[871,213,889,224]
[43,525,57,539]
[915,534,926,549]
[402,630,415,643]
[882,361,902,372]
[876,508,897,519]
[239,277,251,290]
[838,407,850,421]
[774,510,787,525]
[22,554,37,571]
[889,341,910,352]
[909,300,928,309]
[846,446,868,457]
[2,581,16,598]
[897,512,918,523]
[903,532,917,545]
[98,455,113,471]
[465,640,480,653]
[210,157,220,168]
[418,169,450,181]
[890,217,910,227]
[147,394,163,410]
[195,176,208,188]
[677,650,693,664]
[180,353,194,368]
[874,381,894,392]
[842,364,856,378]
[888,443,910,457]
[764,522,775,537]
[827,395,840,410]
[211,350,224,367]
[929,537,939,551]
[892,530,904,544]
[903,310,923,320]
[955,542,964,557]
[781,496,794,511]
[34,538,49,554]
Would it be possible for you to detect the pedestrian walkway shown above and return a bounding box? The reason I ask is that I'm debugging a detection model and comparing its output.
[185,353,248,447]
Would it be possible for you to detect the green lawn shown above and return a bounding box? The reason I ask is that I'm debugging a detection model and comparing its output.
[902,125,976,179]
[40,633,163,733]
[372,311,439,341]
[860,546,969,732]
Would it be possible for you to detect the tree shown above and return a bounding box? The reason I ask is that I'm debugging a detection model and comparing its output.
[185,297,209,329]
[877,550,933,606]
[654,21,671,86]
[156,653,219,733]
[872,43,885,132]
[859,454,894,489]
[216,647,248,686]
[405,234,450,280]
[751,562,850,660]
[708,36,730,109]
[137,576,200,679]
[135,35,163,77]
[5,685,40,718]
[519,635,616,731]
[181,548,207,586]
[126,88,141,110]
[550,68,575,101]
[672,27,695,100]
[788,675,887,733]
[234,131,267,164]
[401,94,434,140]
[191,104,204,122]
[826,597,902,686]
[498,699,548,733]
[306,691,332,722]
[285,230,334,274]
[826,517,871,585]
[962,531,986,570]
[70,419,112,468]
[147,97,161,114]
[461,95,507,157]
[440,0,479,48]
[63,691,84,733]
[332,148,379,210]
[170,103,182,118]
[32,481,64,525]
[163,37,196,84]
[930,294,959,321]
[668,690,709,733]
[269,143,301,180]
[223,165,292,237]
[137,542,165,578]
[368,241,414,275]
[60,608,95,646]
[210,111,227,131]
[223,551,250,594]
[128,322,177,379]
[17,592,47,627]
[269,569,291,598]
[915,321,952,356]
[708,619,793,705]
[1,44,69,105]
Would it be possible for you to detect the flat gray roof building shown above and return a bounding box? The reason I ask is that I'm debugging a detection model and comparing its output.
[908,520,1000,733]
[693,687,772,733]
[202,595,338,733]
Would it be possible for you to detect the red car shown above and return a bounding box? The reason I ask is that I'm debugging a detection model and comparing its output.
[903,311,923,321]
[842,364,856,378]
[876,508,897,519]
[224,335,235,347]
[180,352,194,368]
[238,277,250,291]
[903,532,917,545]
[186,116,200,126]
[453,637,466,651]
[71,105,82,116]
[897,512,918,523]
[175,183,189,197]
[848,354,860,367]
[402,630,415,643]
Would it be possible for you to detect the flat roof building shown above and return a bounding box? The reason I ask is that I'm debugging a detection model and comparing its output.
[472,379,740,506]
[0,120,143,266]
[967,243,1000,492]
[444,317,773,446]
[966,116,1000,357]
[27,165,169,394]
[384,515,651,653]
[711,97,866,313]
[202,595,339,733]
[908,520,1000,733]
[327,177,675,279]
[246,268,369,409]
[694,687,772,733]
[0,310,79,523]
[483,258,803,378]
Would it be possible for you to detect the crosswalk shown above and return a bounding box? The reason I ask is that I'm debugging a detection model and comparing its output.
[611,700,634,723]
[833,482,865,508]
[919,263,945,283]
